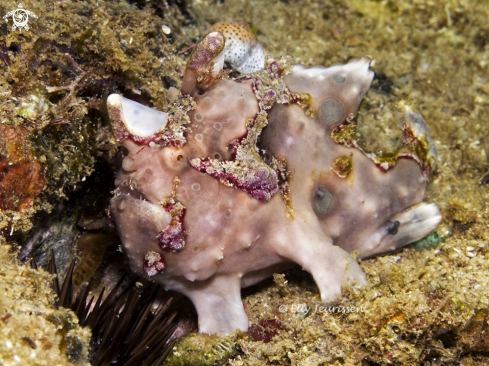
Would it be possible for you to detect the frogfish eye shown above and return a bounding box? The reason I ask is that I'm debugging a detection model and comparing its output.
[313,187,334,214]
[385,220,400,235]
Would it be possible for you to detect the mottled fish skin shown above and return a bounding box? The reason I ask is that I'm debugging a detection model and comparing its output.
[107,24,441,336]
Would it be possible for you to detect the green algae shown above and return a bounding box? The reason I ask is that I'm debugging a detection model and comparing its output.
[408,229,444,253]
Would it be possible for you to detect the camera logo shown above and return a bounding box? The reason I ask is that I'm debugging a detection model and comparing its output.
[3,3,38,32]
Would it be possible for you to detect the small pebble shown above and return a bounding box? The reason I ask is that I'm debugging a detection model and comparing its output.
[162,25,171,35]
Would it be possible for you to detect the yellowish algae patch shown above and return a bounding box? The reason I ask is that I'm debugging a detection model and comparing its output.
[0,242,91,365]
[332,153,353,178]
[166,332,243,366]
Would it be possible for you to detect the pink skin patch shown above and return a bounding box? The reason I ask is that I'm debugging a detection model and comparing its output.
[189,158,280,202]
[112,120,187,148]
[157,202,186,252]
[143,250,166,277]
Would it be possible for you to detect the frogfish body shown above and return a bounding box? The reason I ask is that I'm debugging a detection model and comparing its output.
[107,22,441,335]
